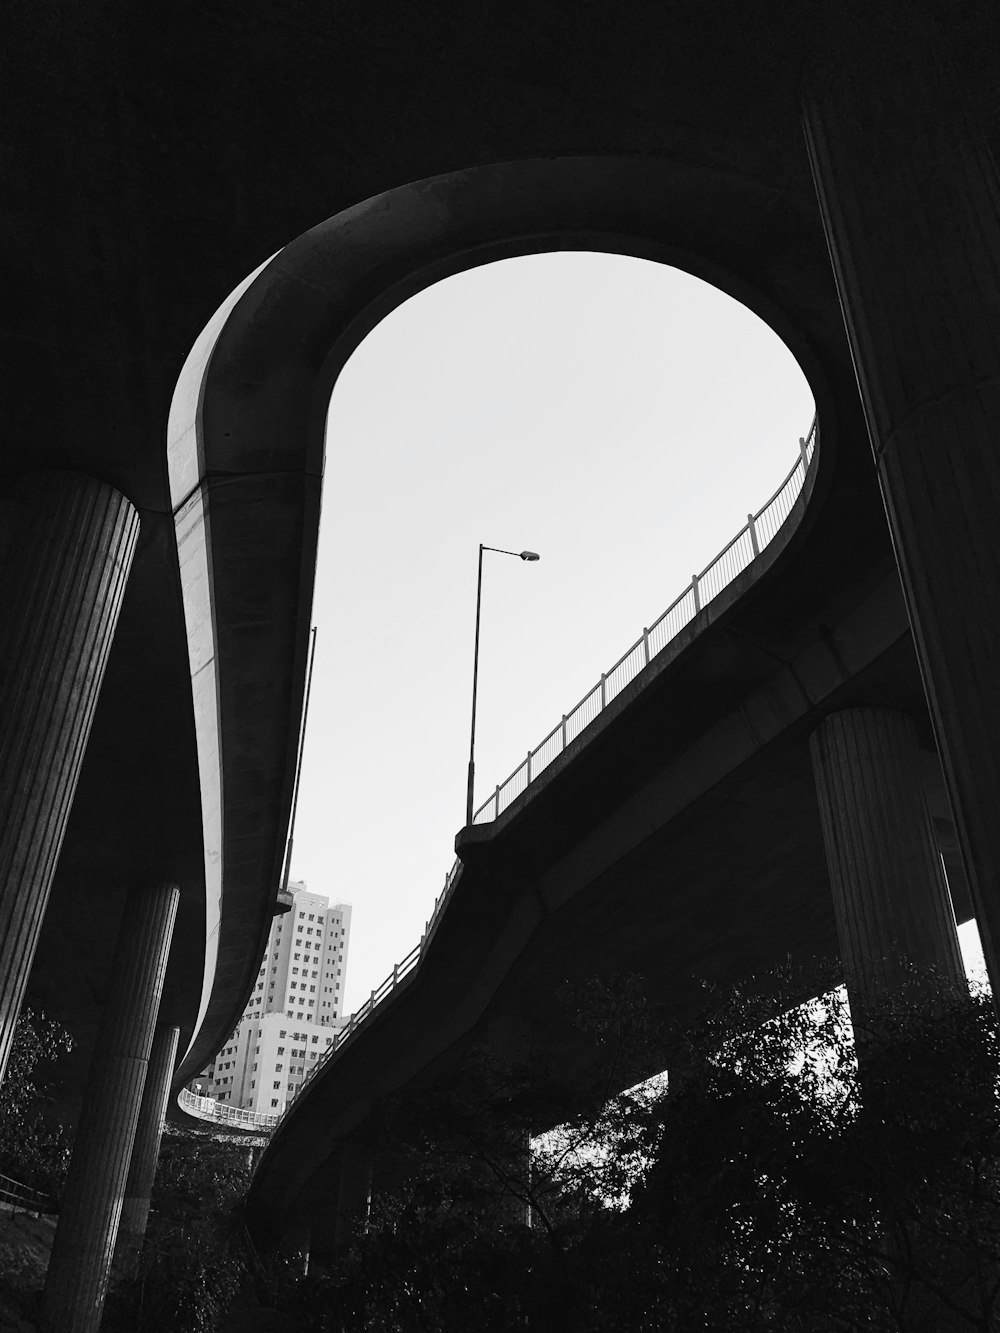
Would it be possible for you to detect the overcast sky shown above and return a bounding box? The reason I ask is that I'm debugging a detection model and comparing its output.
[285,251,986,1015]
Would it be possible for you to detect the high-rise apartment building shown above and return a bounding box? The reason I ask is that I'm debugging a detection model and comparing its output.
[196,881,352,1114]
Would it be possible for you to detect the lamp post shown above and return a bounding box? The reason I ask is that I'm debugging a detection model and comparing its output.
[467,545,540,825]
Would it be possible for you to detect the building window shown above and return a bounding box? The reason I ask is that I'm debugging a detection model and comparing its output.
[271,1099,279,1107]
[273,1081,281,1089]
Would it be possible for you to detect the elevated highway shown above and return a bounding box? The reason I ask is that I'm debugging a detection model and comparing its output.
[4,2,1000,1321]
[244,410,970,1249]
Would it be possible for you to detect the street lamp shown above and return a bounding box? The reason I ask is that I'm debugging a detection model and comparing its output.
[467,545,540,825]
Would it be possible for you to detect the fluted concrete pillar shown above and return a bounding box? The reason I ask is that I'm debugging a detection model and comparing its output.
[42,882,179,1333]
[810,709,965,1035]
[0,472,139,1086]
[333,1137,373,1247]
[115,1022,180,1275]
[279,1214,311,1276]
[803,23,1000,1009]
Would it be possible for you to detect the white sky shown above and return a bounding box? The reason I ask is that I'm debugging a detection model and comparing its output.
[286,251,985,1014]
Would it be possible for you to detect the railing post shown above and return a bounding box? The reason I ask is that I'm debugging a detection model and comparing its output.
[600,673,607,708]
[747,513,760,557]
[642,628,650,665]
[692,574,702,613]
[494,783,501,817]
[799,435,809,471]
[561,715,568,749]
[392,963,399,987]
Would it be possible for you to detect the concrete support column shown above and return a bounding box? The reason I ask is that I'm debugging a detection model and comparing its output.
[486,1017,532,1228]
[333,1138,374,1247]
[810,709,965,1034]
[802,24,1000,1007]
[115,1022,180,1275]
[0,472,139,1085]
[42,881,180,1333]
[279,1214,311,1276]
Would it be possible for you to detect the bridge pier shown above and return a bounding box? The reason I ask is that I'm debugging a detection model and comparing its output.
[333,1135,374,1248]
[486,1017,533,1228]
[809,709,965,1039]
[279,1213,311,1276]
[115,1022,180,1276]
[803,25,1000,1010]
[42,882,179,1333]
[0,472,139,1086]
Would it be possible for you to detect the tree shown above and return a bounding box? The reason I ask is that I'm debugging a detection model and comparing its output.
[268,966,1000,1331]
[102,1132,253,1333]
[639,966,1000,1330]
[0,1006,74,1198]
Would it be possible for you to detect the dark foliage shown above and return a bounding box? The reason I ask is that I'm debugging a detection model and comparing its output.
[0,1006,74,1198]
[273,967,1000,1332]
[102,1134,253,1333]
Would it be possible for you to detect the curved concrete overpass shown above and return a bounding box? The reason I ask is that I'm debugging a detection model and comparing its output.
[246,397,958,1244]
[5,2,999,1317]
[0,0,904,1135]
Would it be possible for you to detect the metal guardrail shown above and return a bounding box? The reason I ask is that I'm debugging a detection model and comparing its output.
[0,1170,58,1215]
[178,1087,282,1132]
[473,416,819,823]
[281,417,820,1121]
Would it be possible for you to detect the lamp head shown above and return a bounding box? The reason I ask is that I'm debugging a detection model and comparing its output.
[520,551,540,561]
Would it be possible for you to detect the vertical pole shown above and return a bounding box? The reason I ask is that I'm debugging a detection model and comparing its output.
[281,625,318,895]
[466,544,485,826]
[747,513,760,557]
[642,628,650,666]
[691,574,701,613]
